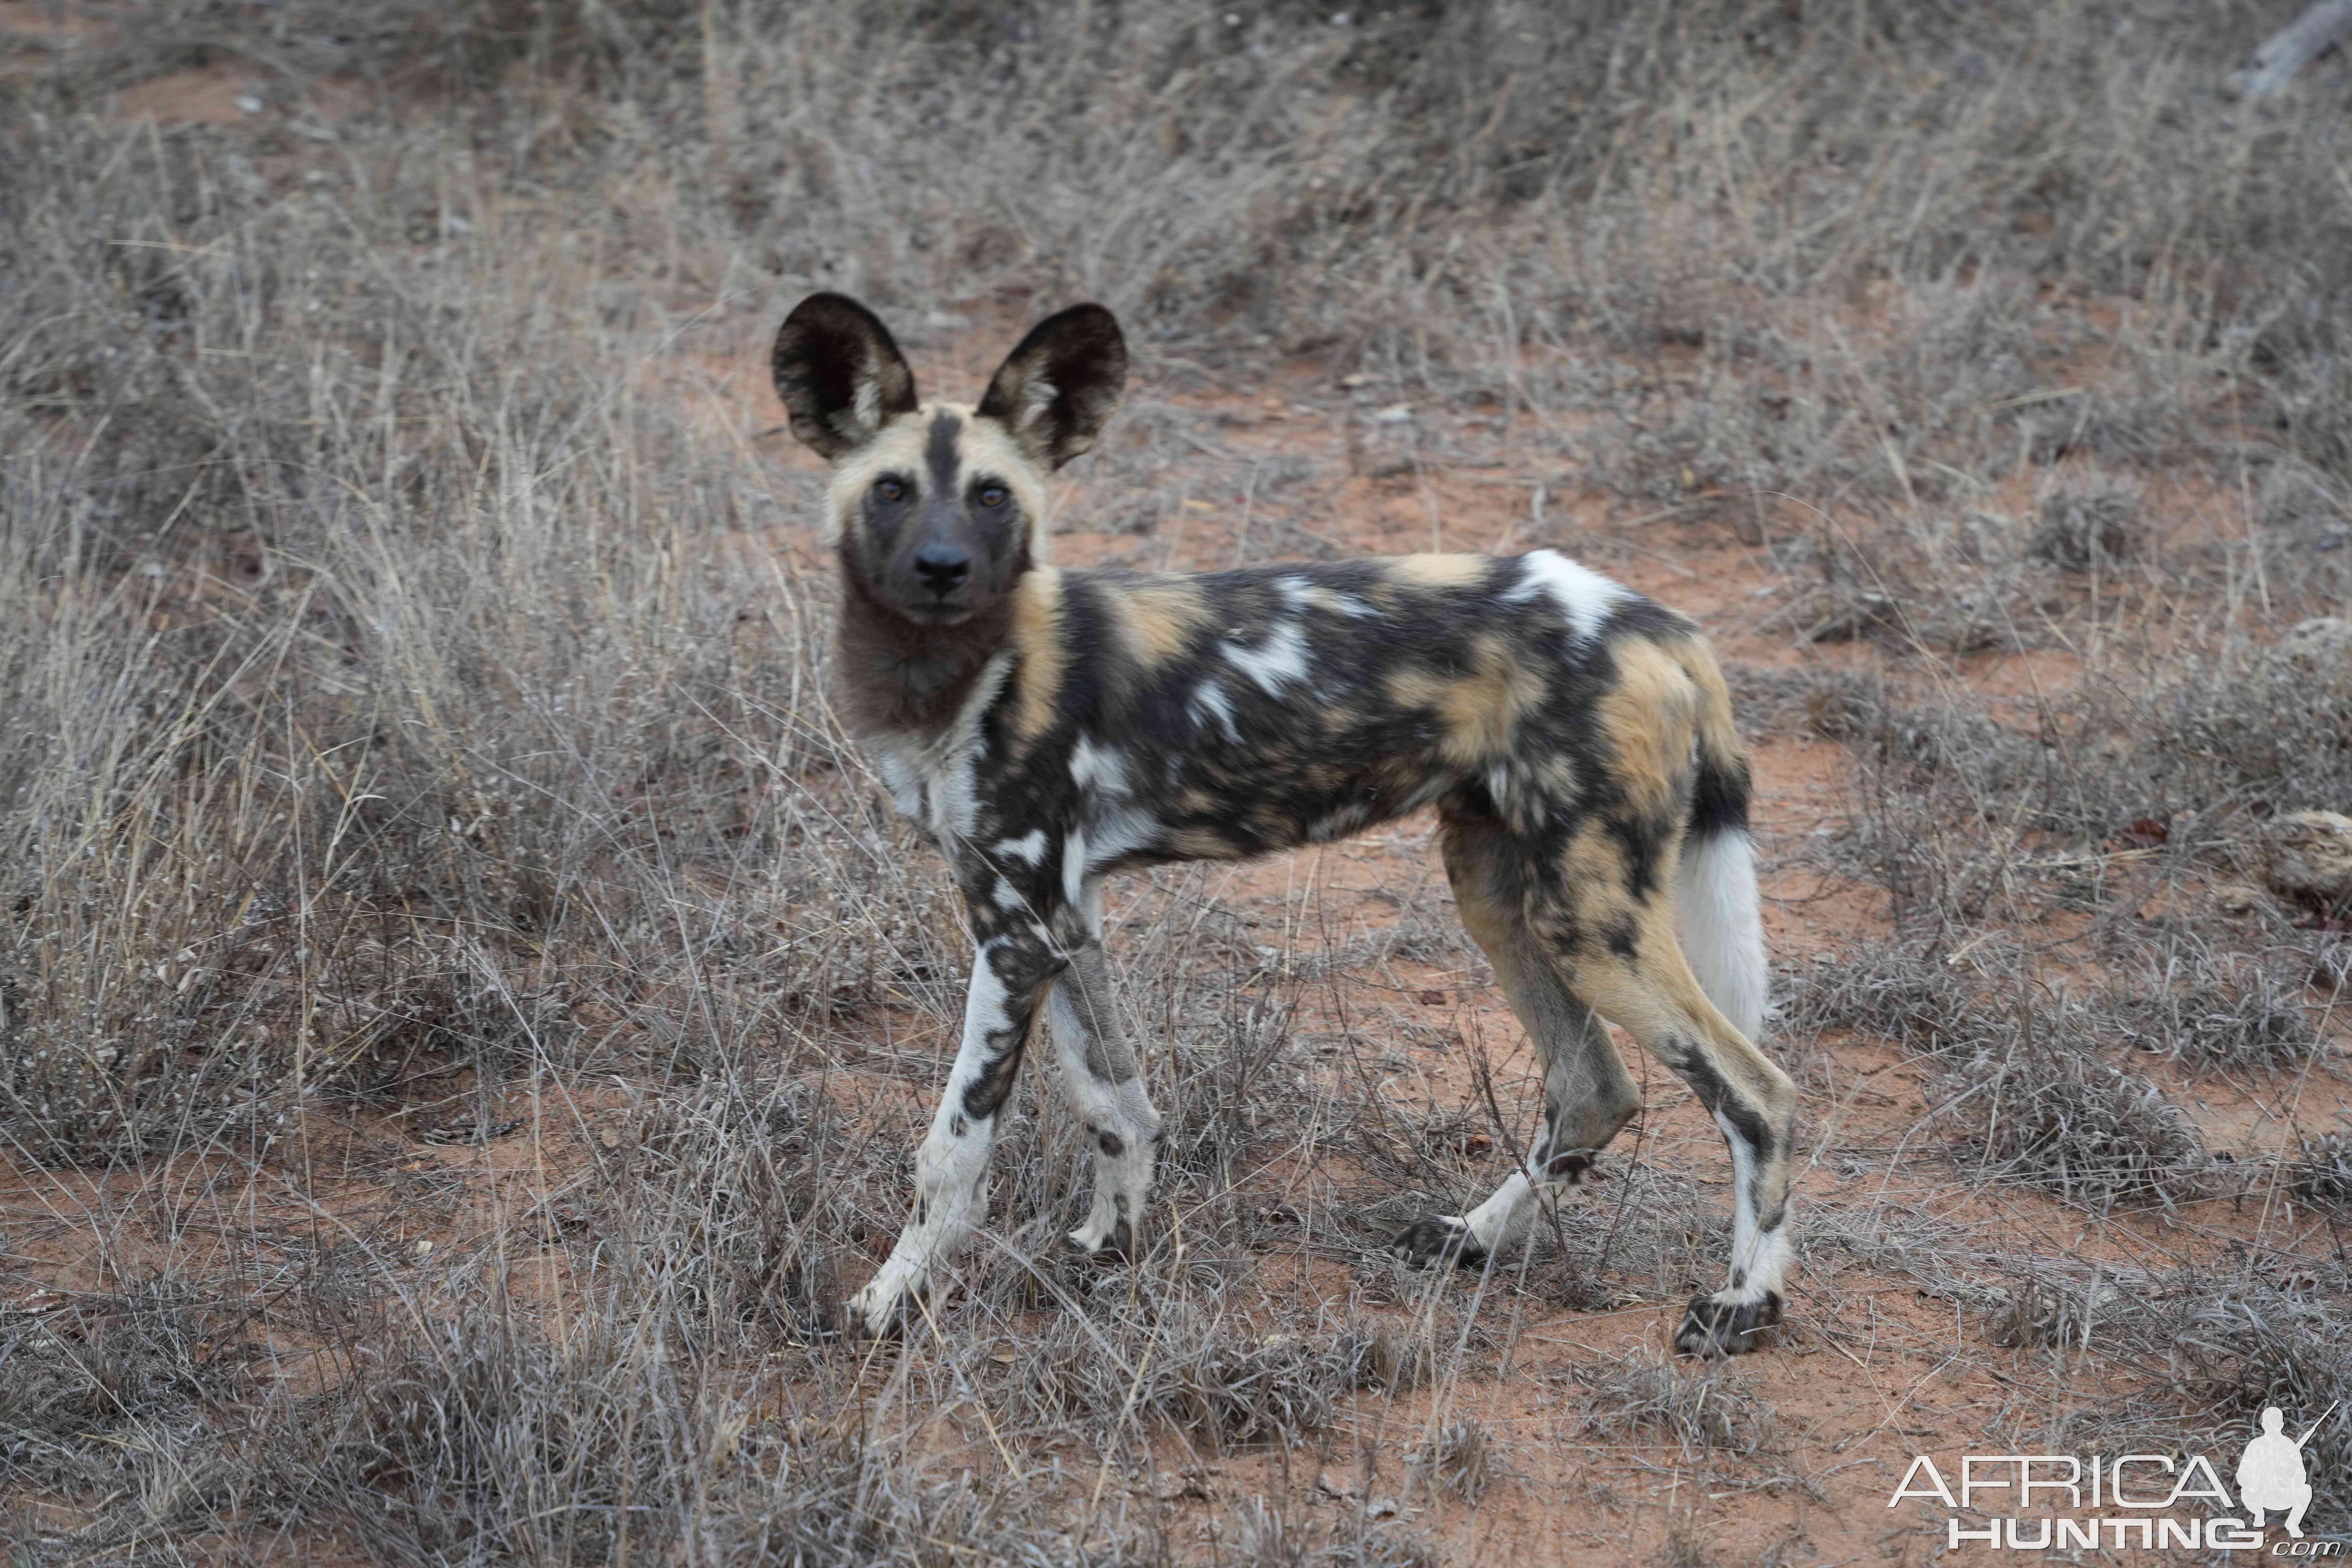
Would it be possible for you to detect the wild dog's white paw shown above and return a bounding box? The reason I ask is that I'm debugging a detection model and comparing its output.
[1066,1213,1136,1262]
[844,1263,923,1340]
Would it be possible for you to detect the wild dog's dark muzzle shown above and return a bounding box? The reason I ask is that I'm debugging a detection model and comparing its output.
[914,540,972,599]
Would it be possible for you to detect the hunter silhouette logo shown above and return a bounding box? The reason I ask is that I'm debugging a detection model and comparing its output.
[2239,1403,2336,1538]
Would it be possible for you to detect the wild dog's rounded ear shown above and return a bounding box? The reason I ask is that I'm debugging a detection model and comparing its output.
[976,303,1127,471]
[771,293,919,461]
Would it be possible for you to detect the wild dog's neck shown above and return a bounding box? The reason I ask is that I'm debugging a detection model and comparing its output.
[833,558,1019,740]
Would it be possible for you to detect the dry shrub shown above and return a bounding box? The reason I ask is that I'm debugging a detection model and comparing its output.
[0,1277,235,1495]
[1989,1271,2141,1351]
[1834,638,2352,927]
[628,1075,852,1343]
[1782,941,1994,1057]
[1409,1416,1501,1502]
[1567,1348,1774,1457]
[2169,1292,2352,1532]
[1224,1496,1440,1568]
[2289,1132,2352,1208]
[993,1289,1364,1452]
[1935,1041,2206,1209]
[2029,473,2142,570]
[2114,953,2322,1070]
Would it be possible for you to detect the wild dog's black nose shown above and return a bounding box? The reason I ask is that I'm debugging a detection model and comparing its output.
[913,542,970,596]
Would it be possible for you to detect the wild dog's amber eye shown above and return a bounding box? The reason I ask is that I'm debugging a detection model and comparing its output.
[976,483,1009,509]
[874,477,905,503]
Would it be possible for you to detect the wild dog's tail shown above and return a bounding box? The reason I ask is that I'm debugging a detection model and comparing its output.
[1667,636,1768,1041]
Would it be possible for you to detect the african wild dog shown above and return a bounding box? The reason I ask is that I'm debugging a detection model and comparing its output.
[771,293,1799,1356]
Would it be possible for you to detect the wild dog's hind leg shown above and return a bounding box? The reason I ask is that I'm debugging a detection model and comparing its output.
[846,931,1060,1338]
[1045,935,1163,1261]
[1391,811,1645,1272]
[1565,901,1798,1356]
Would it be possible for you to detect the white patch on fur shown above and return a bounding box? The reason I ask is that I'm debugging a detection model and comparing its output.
[1069,734,1131,797]
[1713,1106,1787,1306]
[1483,763,1515,815]
[1061,829,1089,909]
[994,829,1048,867]
[1502,549,1629,642]
[875,748,924,822]
[1275,577,1375,618]
[1020,376,1059,427]
[899,653,1012,847]
[851,359,883,432]
[1675,830,1768,1041]
[1045,955,1163,1254]
[849,940,1016,1335]
[1223,621,1310,697]
[1460,1175,1530,1253]
[992,876,1025,912]
[1083,806,1161,873]
[1190,680,1240,742]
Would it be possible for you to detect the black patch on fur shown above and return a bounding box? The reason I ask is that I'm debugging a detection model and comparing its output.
[1690,758,1753,840]
[925,408,962,497]
[1670,1045,1778,1165]
[1603,807,1667,899]
[951,1116,968,1138]
[1543,1147,1597,1182]
[770,293,917,459]
[959,1039,1028,1121]
[1097,1130,1125,1159]
[1604,914,1641,960]
[977,304,1129,470]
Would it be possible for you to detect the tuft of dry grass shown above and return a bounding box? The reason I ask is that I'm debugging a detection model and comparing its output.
[1936,1039,2207,1209]
[1409,1416,1500,1504]
[1566,1349,1775,1458]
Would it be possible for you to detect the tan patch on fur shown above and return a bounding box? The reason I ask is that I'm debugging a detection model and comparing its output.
[952,408,1052,562]
[1445,852,1520,964]
[1166,827,1243,861]
[1558,822,1632,900]
[1104,580,1208,667]
[1596,638,1699,824]
[1385,635,1546,767]
[1385,553,1486,591]
[1299,585,1366,617]
[823,401,1052,561]
[825,410,932,546]
[1658,630,1748,779]
[1009,568,1067,741]
[1532,754,1582,802]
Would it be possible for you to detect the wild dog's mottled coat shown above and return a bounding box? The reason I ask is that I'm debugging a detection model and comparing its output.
[771,293,1798,1356]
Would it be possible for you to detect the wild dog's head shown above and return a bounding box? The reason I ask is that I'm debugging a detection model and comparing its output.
[772,294,1126,625]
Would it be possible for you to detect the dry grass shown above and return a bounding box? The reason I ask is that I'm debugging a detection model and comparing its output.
[5,0,2352,1560]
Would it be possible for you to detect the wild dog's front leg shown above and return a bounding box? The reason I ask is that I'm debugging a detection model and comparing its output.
[1045,938,1162,1260]
[847,932,1061,1337]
